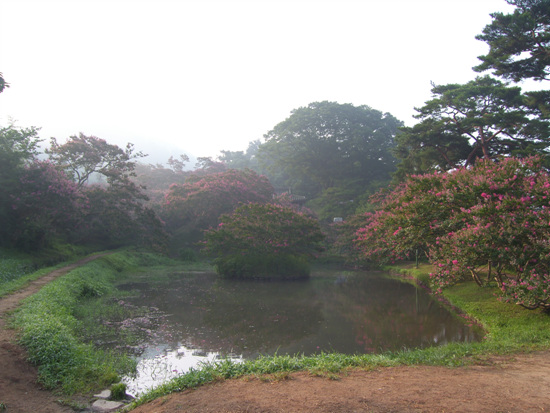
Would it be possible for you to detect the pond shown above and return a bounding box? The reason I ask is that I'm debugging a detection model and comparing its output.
[117,269,482,396]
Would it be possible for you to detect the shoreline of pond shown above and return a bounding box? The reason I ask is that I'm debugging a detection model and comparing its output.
[114,264,483,396]
[5,250,550,411]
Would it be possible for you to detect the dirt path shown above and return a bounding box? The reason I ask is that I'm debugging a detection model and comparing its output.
[0,253,110,413]
[133,351,550,413]
[1,255,550,412]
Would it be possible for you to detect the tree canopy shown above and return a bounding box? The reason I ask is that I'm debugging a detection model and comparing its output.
[47,133,145,189]
[474,0,550,82]
[394,76,550,179]
[258,101,403,197]
[203,202,325,279]
[353,156,550,310]
[162,168,274,247]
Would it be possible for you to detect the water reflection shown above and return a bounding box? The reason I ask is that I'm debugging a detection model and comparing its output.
[124,343,243,397]
[119,270,482,395]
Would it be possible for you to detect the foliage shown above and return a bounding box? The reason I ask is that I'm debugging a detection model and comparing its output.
[305,181,382,222]
[474,0,550,82]
[163,168,274,243]
[258,101,402,207]
[47,133,145,189]
[394,76,550,179]
[0,72,8,93]
[133,155,189,204]
[0,126,164,251]
[328,213,374,265]
[193,156,228,175]
[81,179,167,250]
[218,140,264,171]
[355,156,550,310]
[44,134,168,250]
[203,202,325,279]
[11,160,84,250]
[0,125,42,246]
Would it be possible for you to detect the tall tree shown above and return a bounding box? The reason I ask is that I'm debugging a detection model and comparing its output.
[47,133,145,189]
[218,140,264,171]
[46,133,166,250]
[258,101,402,198]
[474,0,550,82]
[394,76,550,180]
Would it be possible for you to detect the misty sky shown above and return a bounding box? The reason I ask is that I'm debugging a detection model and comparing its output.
[0,0,515,163]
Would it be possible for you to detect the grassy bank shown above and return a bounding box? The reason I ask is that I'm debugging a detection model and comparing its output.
[8,250,188,395]
[0,244,98,298]
[124,261,550,411]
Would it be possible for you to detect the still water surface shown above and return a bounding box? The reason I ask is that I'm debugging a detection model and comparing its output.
[118,269,482,395]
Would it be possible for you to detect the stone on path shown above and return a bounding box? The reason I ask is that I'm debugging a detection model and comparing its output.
[93,389,111,399]
[91,399,125,412]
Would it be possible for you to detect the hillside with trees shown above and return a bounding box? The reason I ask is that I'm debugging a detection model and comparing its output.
[1,0,549,290]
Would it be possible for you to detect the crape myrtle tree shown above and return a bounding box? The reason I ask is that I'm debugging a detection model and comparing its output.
[393,76,550,179]
[202,202,325,279]
[47,133,166,249]
[354,156,550,310]
[47,133,145,188]
[162,168,274,247]
[258,101,403,220]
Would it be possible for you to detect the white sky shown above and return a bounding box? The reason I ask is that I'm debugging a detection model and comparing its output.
[0,0,515,163]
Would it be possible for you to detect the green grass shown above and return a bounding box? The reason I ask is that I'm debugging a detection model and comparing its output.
[0,244,100,298]
[123,261,550,411]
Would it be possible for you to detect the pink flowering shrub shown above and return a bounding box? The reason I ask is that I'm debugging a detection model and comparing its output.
[162,169,274,238]
[355,157,550,310]
[203,202,325,279]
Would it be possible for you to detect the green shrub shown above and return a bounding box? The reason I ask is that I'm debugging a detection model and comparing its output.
[178,248,197,262]
[203,203,324,280]
[215,254,310,279]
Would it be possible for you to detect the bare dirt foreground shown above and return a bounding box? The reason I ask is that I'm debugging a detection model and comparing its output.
[132,352,550,413]
[1,257,550,413]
